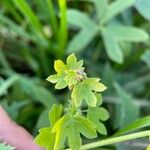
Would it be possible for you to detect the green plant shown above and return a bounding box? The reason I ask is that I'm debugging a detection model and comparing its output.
[0,143,15,150]
[35,54,150,150]
[67,0,149,63]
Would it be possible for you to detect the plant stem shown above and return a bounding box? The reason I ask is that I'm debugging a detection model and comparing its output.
[66,130,150,150]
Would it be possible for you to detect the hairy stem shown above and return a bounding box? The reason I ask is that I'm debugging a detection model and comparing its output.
[67,130,150,150]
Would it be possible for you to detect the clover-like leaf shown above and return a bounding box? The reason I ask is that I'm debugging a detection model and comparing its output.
[35,104,63,150]
[88,106,109,135]
[72,78,107,107]
[47,54,84,89]
[52,114,97,150]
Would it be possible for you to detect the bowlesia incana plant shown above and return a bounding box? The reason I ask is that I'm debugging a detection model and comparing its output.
[35,54,150,150]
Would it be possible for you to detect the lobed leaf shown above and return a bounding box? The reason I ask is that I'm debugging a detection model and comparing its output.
[52,114,97,150]
[35,104,63,150]
[34,127,54,150]
[72,78,106,107]
[88,106,109,135]
[47,54,84,89]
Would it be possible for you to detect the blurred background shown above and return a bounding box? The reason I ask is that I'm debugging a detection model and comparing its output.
[0,0,150,149]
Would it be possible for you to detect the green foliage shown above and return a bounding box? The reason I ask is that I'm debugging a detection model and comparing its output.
[0,143,14,150]
[114,83,139,128]
[1,1,150,150]
[72,78,106,107]
[135,0,150,21]
[47,54,84,89]
[147,145,150,150]
[114,116,150,136]
[67,0,149,63]
[35,54,108,150]
[0,75,19,97]
[141,50,150,67]
[53,114,97,150]
[88,106,109,135]
[35,104,63,150]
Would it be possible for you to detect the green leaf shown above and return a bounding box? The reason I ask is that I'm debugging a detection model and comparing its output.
[52,114,97,150]
[147,145,150,150]
[36,108,50,129]
[54,60,67,73]
[0,143,15,150]
[88,0,109,21]
[141,50,150,67]
[67,9,96,29]
[135,0,150,21]
[47,54,84,88]
[102,28,123,64]
[49,104,63,126]
[0,13,34,41]
[18,77,56,107]
[114,116,150,136]
[0,75,19,97]
[12,0,43,36]
[34,127,54,150]
[88,106,109,135]
[35,104,63,150]
[72,78,107,107]
[66,53,83,69]
[114,83,139,128]
[105,26,149,42]
[102,0,136,23]
[1,100,29,120]
[67,28,98,53]
[65,70,78,87]
[47,60,68,89]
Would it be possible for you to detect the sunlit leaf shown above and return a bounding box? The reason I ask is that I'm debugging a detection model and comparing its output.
[47,54,84,88]
[72,78,107,107]
[35,104,63,150]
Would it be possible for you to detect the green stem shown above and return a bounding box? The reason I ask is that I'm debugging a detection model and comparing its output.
[67,130,150,150]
